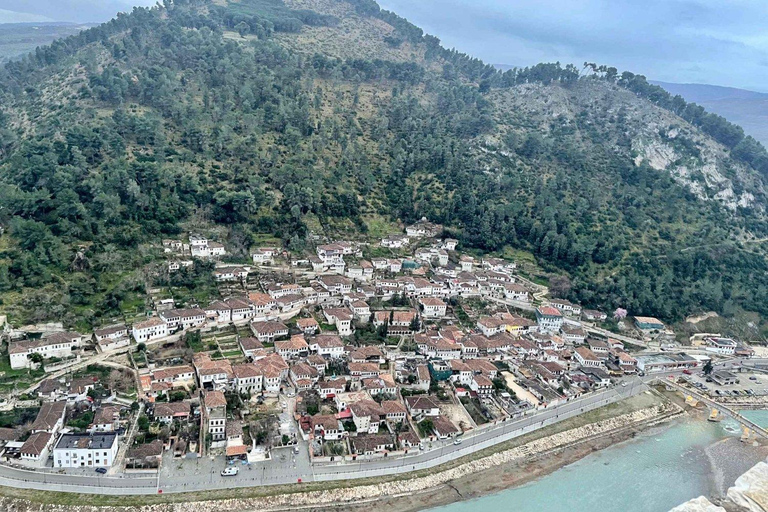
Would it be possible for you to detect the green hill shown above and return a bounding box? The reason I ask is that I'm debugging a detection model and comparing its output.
[1,0,768,331]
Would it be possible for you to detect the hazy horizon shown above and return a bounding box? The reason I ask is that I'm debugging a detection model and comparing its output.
[0,0,766,92]
[377,0,768,93]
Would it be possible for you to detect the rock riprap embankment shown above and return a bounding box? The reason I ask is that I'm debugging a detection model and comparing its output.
[0,403,675,512]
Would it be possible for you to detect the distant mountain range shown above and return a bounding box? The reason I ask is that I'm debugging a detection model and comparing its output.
[0,8,53,23]
[0,22,94,64]
[0,1,151,24]
[651,81,768,147]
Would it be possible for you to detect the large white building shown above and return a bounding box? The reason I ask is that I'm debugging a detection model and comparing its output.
[190,236,226,258]
[9,332,83,369]
[535,306,564,333]
[705,337,737,356]
[419,297,447,318]
[53,433,119,468]
[310,334,345,359]
[131,317,169,343]
[159,308,206,331]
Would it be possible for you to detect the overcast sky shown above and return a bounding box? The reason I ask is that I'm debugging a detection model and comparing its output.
[377,0,768,92]
[1,0,766,91]
[0,0,156,23]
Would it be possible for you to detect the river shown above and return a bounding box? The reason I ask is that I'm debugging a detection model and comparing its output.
[428,410,768,512]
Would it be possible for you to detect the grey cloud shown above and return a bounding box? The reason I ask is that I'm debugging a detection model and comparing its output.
[0,0,157,23]
[378,0,768,91]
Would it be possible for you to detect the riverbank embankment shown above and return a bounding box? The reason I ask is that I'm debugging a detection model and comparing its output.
[0,391,681,512]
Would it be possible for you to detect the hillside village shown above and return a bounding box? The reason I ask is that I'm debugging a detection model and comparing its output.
[0,220,756,472]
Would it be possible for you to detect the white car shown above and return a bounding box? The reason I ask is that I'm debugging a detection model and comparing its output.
[453,438,463,446]
[221,467,239,477]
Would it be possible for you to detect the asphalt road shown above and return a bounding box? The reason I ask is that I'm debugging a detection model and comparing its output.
[0,381,647,495]
[0,358,758,495]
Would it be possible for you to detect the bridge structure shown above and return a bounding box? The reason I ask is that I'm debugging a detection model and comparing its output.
[660,378,768,439]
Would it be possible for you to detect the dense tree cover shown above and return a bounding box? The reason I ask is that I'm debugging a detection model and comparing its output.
[0,0,767,327]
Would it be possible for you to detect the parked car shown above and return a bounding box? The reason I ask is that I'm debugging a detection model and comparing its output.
[453,438,463,446]
[683,369,692,375]
[221,467,239,477]
[749,376,758,381]
[95,467,107,474]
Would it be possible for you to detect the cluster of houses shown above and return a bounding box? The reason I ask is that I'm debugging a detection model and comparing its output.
[163,234,227,262]
[8,328,133,370]
[1,378,124,467]
[6,220,757,470]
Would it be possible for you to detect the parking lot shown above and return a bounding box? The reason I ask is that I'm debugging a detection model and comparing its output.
[685,370,768,398]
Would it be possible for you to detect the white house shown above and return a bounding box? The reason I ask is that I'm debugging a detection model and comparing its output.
[317,275,353,295]
[250,320,289,343]
[9,336,79,370]
[191,239,226,258]
[53,433,119,468]
[574,347,602,368]
[705,337,737,356]
[203,391,227,443]
[381,235,410,249]
[252,247,277,265]
[131,317,169,343]
[535,306,564,333]
[419,297,447,318]
[159,308,206,331]
[93,325,128,343]
[547,299,582,317]
[20,432,53,462]
[311,415,345,441]
[349,401,385,434]
[310,334,345,359]
[404,396,440,417]
[323,308,354,336]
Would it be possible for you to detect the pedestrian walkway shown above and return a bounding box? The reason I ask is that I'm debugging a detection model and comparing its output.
[662,379,768,438]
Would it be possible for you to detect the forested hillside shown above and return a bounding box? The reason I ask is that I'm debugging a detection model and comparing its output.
[1,0,768,330]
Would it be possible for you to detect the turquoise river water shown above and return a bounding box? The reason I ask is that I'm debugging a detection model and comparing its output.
[428,410,768,512]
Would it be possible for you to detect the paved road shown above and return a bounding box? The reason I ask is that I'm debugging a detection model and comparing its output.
[0,381,648,495]
[661,379,768,438]
[583,325,649,349]
[1,358,758,495]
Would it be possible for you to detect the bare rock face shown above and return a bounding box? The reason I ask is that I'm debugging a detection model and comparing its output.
[669,496,725,512]
[726,461,768,511]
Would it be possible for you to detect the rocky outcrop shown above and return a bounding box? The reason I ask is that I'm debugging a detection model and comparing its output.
[669,496,725,512]
[727,460,768,511]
